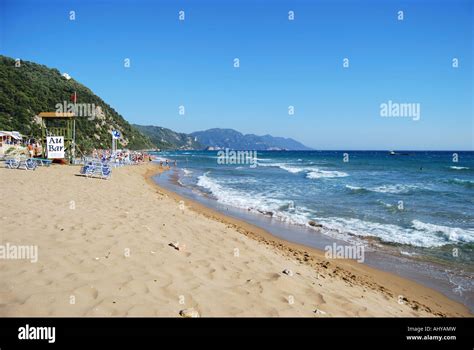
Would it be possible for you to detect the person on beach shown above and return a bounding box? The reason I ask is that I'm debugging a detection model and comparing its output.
[174,160,177,167]
[27,143,34,158]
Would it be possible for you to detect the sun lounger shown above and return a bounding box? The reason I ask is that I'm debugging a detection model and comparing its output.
[5,158,20,169]
[79,161,112,179]
[4,157,37,170]
[21,158,37,170]
[32,158,52,167]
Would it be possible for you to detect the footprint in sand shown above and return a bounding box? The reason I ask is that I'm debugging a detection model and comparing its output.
[72,285,100,301]
[121,280,150,294]
[313,292,326,305]
[267,272,281,281]
[207,268,217,280]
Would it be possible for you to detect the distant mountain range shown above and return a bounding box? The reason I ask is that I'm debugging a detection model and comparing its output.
[190,128,311,151]
[134,126,311,151]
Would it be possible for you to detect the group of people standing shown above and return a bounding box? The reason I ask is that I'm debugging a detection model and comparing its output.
[26,141,42,158]
[91,149,152,164]
[159,159,177,167]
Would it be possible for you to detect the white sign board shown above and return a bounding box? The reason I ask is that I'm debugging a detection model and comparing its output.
[47,136,65,159]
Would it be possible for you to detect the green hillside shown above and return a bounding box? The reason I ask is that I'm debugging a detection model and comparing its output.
[132,124,202,150]
[0,55,153,152]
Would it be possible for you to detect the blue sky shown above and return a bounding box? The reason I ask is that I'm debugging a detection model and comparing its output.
[1,0,472,150]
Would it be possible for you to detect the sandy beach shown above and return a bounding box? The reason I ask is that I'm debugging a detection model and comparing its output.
[0,163,470,317]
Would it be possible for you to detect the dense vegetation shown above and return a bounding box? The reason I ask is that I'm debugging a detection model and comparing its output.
[0,55,154,152]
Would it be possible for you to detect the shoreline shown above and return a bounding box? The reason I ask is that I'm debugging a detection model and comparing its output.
[153,165,474,312]
[0,162,470,316]
[146,165,471,317]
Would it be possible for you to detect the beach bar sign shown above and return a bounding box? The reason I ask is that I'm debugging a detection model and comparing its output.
[47,136,64,159]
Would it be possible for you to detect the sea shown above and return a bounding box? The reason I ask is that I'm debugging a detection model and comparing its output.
[151,150,474,311]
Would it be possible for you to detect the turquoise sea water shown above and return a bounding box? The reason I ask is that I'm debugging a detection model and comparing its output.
[153,150,474,309]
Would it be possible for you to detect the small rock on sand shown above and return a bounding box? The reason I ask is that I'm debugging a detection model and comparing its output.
[179,308,200,318]
[282,269,293,276]
[314,309,327,315]
[169,242,186,251]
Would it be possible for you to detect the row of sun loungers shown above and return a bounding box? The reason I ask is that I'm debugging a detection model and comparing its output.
[4,157,52,169]
[5,158,38,170]
[3,156,112,180]
[79,159,112,179]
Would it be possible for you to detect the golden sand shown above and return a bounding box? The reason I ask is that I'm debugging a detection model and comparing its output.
[0,163,470,316]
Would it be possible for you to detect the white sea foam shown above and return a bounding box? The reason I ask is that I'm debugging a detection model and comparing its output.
[182,168,193,176]
[345,185,368,193]
[258,161,348,179]
[377,200,395,209]
[449,166,470,170]
[450,178,474,188]
[411,220,474,243]
[280,165,307,173]
[196,173,310,225]
[317,217,474,247]
[346,183,428,194]
[196,173,472,248]
[306,169,348,179]
[369,184,419,194]
[346,185,363,190]
[258,162,308,173]
[218,177,258,184]
[316,217,426,246]
[197,173,280,212]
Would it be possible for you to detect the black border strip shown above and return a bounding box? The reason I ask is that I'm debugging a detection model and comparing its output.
[0,317,472,347]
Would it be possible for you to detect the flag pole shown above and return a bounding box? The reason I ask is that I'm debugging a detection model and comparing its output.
[73,91,76,164]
